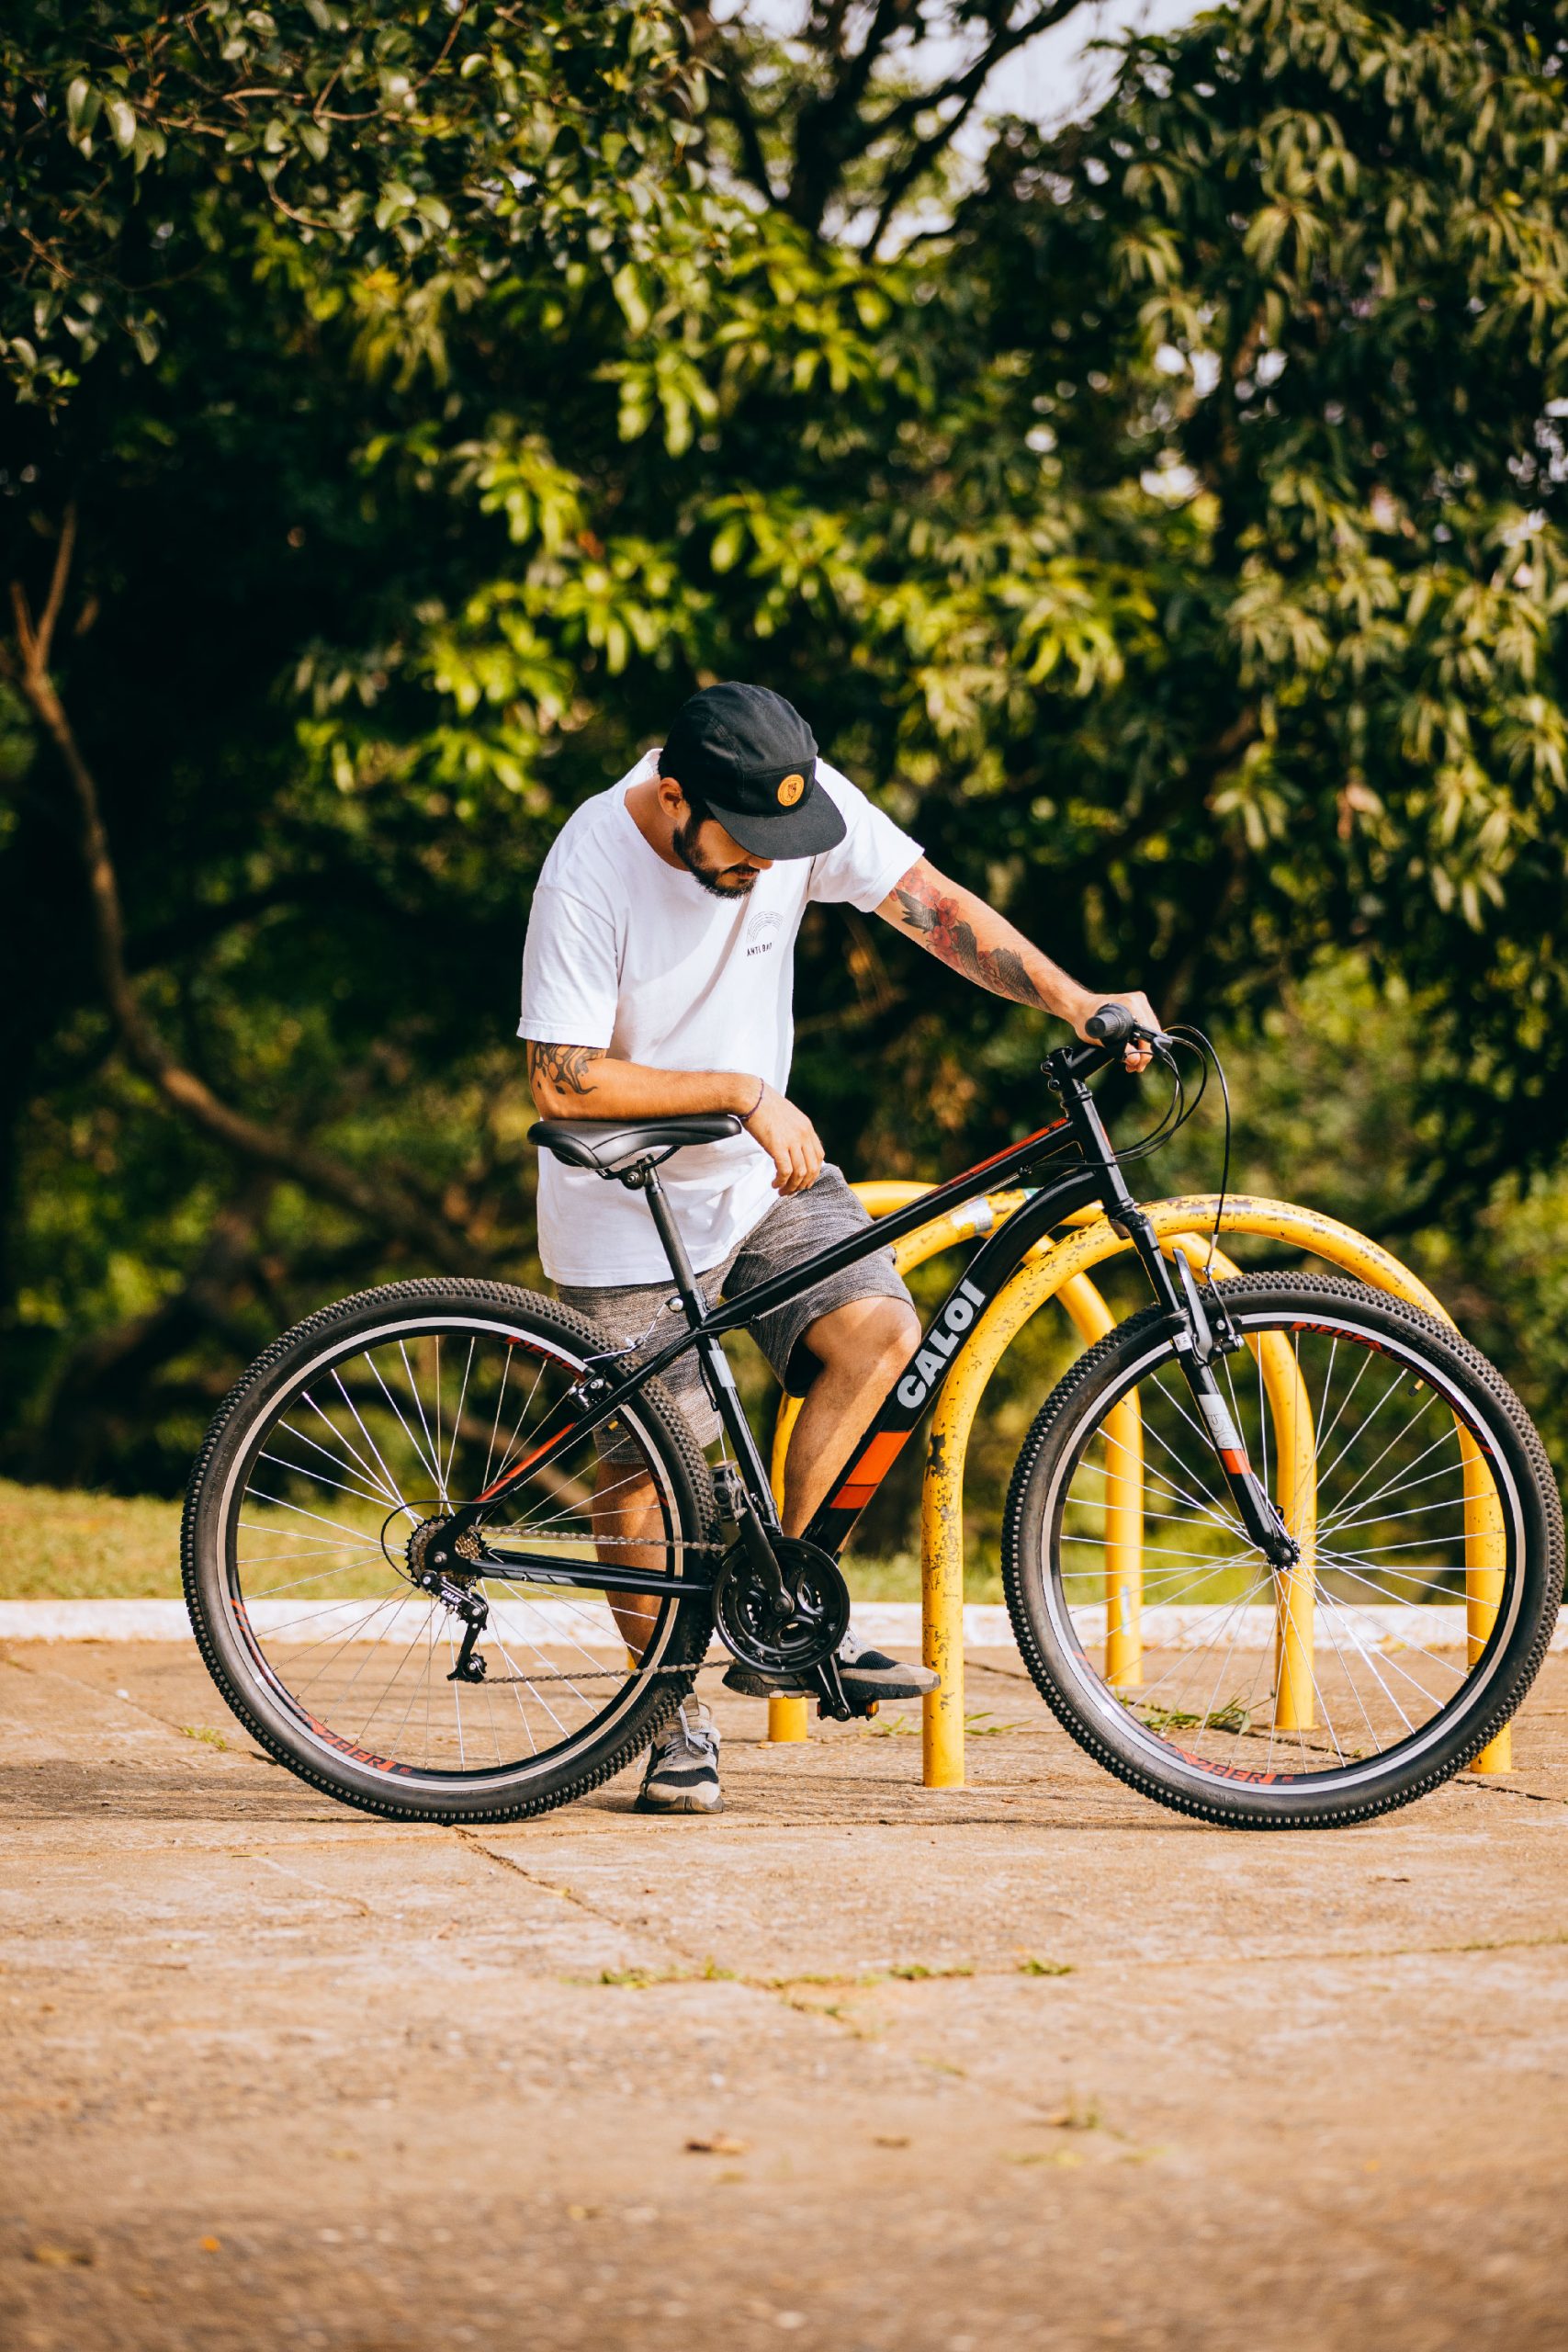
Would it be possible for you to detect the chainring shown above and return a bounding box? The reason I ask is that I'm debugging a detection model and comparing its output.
[712,1535,851,1678]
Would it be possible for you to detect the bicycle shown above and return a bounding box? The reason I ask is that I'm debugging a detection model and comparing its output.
[184,1009,1563,1828]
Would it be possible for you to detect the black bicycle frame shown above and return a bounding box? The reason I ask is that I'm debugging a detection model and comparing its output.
[446,1040,1295,1599]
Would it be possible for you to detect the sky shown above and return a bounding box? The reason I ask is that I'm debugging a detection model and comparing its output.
[736,1,1209,146]
[979,0,1207,130]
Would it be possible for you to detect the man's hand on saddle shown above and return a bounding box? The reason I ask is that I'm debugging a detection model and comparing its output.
[744,1081,826,1195]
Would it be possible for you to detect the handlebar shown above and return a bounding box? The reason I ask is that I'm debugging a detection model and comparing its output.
[1084,1001,1177,1055]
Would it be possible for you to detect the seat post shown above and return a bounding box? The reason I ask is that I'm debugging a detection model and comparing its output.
[638,1165,780,1521]
[639,1168,706,1324]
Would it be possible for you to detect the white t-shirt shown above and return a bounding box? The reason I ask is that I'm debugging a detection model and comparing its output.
[519,751,920,1283]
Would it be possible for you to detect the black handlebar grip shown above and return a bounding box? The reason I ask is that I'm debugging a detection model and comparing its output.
[1085,1002,1136,1046]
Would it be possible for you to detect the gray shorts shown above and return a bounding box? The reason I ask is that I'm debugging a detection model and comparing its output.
[555,1164,913,1460]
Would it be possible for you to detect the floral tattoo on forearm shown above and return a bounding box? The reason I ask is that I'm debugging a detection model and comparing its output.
[525,1041,606,1098]
[891,871,1045,1008]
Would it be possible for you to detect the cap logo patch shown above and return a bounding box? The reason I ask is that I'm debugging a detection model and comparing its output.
[777,772,806,807]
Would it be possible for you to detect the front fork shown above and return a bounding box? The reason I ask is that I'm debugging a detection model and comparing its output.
[1124,1204,1298,1568]
[1052,1065,1299,1574]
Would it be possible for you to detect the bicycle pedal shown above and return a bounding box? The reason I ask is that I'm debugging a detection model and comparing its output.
[815,1690,880,1723]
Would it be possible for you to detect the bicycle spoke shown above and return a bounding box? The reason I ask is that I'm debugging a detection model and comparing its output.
[215,1311,697,1786]
[1036,1294,1525,1792]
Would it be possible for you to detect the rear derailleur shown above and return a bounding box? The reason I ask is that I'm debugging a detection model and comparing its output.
[406,1512,490,1683]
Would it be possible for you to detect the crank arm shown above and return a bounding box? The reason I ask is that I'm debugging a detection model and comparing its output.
[809,1649,856,1721]
[737,1502,791,1613]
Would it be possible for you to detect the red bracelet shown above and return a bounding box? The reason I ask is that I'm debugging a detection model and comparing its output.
[740,1077,765,1127]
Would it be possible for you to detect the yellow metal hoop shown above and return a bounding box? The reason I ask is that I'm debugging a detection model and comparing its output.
[767,1187,1510,1786]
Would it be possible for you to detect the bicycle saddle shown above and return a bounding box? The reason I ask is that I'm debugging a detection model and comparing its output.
[529,1114,741,1177]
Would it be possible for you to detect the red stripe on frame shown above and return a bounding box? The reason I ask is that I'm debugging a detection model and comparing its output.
[954,1119,1069,1185]
[829,1427,912,1512]
[855,1430,911,1482]
[474,1425,570,1503]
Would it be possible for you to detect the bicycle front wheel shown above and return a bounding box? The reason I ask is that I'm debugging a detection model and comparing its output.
[1003,1272,1562,1827]
[183,1279,716,1823]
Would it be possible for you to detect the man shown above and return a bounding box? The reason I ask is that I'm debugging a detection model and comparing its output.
[520,682,1159,1814]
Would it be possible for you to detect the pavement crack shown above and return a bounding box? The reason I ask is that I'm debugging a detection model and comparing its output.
[452,1831,693,1952]
[4,1650,282,1770]
[1456,1774,1563,1805]
[453,1837,892,2042]
[247,1853,375,1917]
[454,1831,604,1914]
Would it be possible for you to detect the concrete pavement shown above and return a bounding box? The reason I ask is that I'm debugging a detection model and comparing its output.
[3,1637,1567,2351]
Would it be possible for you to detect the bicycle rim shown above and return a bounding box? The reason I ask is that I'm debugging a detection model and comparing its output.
[204,1304,705,1796]
[1008,1279,1551,1816]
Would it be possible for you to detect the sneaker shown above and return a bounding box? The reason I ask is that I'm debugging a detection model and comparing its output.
[836,1625,940,1705]
[637,1700,723,1815]
[722,1628,940,1704]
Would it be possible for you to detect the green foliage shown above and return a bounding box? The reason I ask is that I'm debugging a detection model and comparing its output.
[3,0,705,410]
[964,0,1568,1197]
[3,0,1568,1498]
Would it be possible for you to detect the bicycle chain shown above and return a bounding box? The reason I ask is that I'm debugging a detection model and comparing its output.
[481,1649,735,1687]
[477,1535,721,1554]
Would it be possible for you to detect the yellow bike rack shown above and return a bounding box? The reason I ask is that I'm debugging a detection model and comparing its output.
[768,1187,1511,1785]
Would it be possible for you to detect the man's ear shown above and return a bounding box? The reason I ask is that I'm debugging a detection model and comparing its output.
[655,772,688,820]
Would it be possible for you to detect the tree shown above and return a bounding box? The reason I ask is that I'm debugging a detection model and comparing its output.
[679,0,1089,245]
[955,0,1568,1204]
[0,0,737,1476]
[5,0,1568,1493]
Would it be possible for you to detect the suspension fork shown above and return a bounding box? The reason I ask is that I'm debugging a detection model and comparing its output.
[1048,1058,1299,1571]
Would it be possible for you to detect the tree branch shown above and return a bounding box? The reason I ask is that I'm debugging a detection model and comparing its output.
[5,517,475,1272]
[719,70,778,205]
[678,6,778,204]
[863,0,1087,250]
[864,79,989,252]
[33,503,77,668]
[784,0,919,232]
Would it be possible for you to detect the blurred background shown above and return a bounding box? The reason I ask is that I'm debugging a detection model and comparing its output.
[4,0,1565,1598]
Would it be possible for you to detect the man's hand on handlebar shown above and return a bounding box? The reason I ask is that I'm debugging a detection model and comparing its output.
[1073,989,1165,1074]
[744,1080,826,1194]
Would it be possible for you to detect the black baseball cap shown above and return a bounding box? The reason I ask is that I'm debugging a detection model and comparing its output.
[660,682,846,859]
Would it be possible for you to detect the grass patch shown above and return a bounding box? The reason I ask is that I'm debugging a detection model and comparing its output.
[179,1724,230,1751]
[842,1548,1002,1605]
[0,1480,1001,1607]
[590,1959,737,1989]
[1125,1695,1253,1736]
[1017,1956,1075,1978]
[0,1478,183,1600]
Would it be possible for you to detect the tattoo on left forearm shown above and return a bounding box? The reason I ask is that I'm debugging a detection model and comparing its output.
[892,876,1049,1009]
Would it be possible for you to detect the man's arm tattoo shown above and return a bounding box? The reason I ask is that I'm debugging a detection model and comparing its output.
[525,1040,606,1100]
[891,874,1049,1010]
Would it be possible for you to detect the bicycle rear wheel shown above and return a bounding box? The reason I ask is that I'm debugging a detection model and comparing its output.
[1003,1272,1562,1827]
[183,1279,716,1822]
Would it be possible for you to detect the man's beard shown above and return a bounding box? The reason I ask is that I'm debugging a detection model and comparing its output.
[672,815,760,899]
